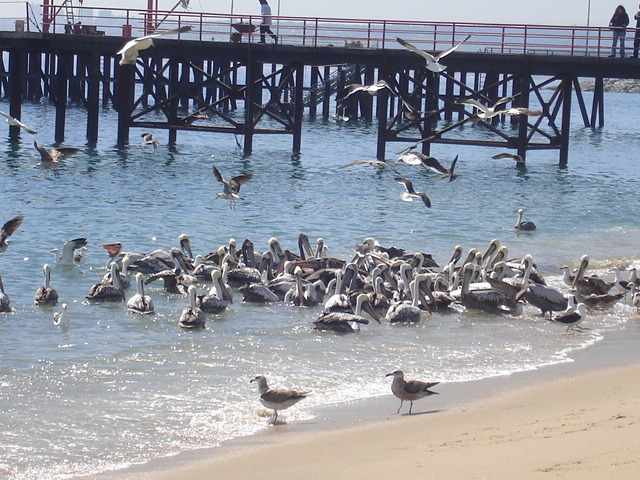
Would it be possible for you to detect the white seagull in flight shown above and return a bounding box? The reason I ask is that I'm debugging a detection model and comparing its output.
[396,35,472,73]
[0,111,37,134]
[117,25,192,66]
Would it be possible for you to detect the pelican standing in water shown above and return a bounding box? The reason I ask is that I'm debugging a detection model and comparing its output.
[0,215,24,254]
[212,165,253,209]
[34,264,59,306]
[179,285,206,329]
[250,375,309,424]
[386,370,439,414]
[515,208,537,231]
[127,273,154,314]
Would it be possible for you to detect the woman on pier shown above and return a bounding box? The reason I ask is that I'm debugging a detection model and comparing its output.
[609,5,629,58]
[258,0,278,44]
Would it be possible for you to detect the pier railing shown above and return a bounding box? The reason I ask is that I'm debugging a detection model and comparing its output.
[26,4,629,58]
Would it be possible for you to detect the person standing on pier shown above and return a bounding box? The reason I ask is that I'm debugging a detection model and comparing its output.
[258,0,278,44]
[632,3,640,57]
[609,5,629,57]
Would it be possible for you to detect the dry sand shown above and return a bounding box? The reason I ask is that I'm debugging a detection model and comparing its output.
[117,363,640,480]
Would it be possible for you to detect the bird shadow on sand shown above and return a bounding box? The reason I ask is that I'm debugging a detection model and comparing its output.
[400,409,443,417]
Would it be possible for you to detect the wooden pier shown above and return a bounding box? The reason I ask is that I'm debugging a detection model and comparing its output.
[2,7,640,164]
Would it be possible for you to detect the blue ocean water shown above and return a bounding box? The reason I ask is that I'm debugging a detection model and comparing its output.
[0,89,639,480]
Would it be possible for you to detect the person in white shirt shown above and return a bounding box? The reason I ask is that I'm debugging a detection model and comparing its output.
[259,0,278,43]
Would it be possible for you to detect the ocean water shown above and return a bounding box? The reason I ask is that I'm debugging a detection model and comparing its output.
[0,89,639,480]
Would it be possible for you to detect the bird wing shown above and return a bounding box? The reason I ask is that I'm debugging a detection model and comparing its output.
[337,83,365,102]
[419,155,448,174]
[418,193,431,208]
[212,165,225,184]
[394,177,416,194]
[435,34,472,61]
[492,153,518,160]
[18,120,37,135]
[449,155,458,175]
[505,107,542,116]
[65,237,88,250]
[143,25,193,40]
[261,388,307,403]
[457,99,489,114]
[52,147,80,160]
[229,174,253,193]
[404,380,439,394]
[1,215,24,239]
[0,111,11,121]
[492,95,517,109]
[33,141,53,162]
[396,37,436,62]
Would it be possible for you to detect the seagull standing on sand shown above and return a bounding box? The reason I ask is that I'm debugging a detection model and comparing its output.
[386,370,439,414]
[396,35,471,72]
[212,165,253,208]
[0,215,24,254]
[551,301,587,333]
[117,26,192,65]
[394,177,431,208]
[251,375,309,424]
[0,111,37,134]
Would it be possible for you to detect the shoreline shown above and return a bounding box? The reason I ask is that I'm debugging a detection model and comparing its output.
[80,312,640,480]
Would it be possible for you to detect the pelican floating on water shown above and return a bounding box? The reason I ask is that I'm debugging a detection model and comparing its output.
[34,264,59,306]
[127,273,154,314]
[179,285,206,329]
[515,209,536,231]
[0,272,11,313]
[86,263,126,302]
[314,293,379,333]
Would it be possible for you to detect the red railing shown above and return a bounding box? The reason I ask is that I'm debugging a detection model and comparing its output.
[23,3,633,58]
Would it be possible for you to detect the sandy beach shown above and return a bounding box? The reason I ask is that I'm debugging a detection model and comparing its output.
[100,354,640,480]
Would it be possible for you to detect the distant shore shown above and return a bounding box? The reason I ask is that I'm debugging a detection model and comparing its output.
[580,78,640,93]
[80,313,640,480]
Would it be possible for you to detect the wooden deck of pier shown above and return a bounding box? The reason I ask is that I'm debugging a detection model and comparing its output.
[2,9,640,164]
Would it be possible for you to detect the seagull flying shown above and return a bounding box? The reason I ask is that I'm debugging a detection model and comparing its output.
[33,141,80,176]
[117,25,193,66]
[492,152,526,166]
[212,165,253,208]
[396,35,471,73]
[337,80,398,102]
[339,159,399,173]
[0,215,24,254]
[394,177,431,208]
[140,132,159,148]
[0,111,37,134]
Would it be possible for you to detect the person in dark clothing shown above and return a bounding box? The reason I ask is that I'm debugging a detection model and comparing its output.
[258,0,278,44]
[609,5,630,57]
[633,3,640,57]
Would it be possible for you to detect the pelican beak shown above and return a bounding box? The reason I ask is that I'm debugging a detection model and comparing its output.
[362,298,381,324]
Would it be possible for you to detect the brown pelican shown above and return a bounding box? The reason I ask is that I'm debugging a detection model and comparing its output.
[0,215,24,254]
[0,272,11,313]
[50,237,88,265]
[515,209,537,231]
[250,375,309,424]
[178,233,194,259]
[101,255,132,289]
[117,25,192,65]
[492,152,526,167]
[394,177,431,208]
[212,165,253,208]
[386,370,439,414]
[53,303,69,327]
[197,269,233,313]
[551,301,587,333]
[0,110,37,134]
[573,290,625,310]
[127,273,154,314]
[457,264,514,314]
[145,269,188,295]
[34,264,59,306]
[314,293,380,333]
[179,285,206,329]
[240,283,279,304]
[86,263,125,302]
[385,275,425,323]
[339,158,398,173]
[396,35,471,72]
[33,141,79,176]
[140,132,158,148]
[567,255,614,296]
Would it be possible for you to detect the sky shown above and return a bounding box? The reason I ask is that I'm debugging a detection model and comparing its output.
[0,0,631,27]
